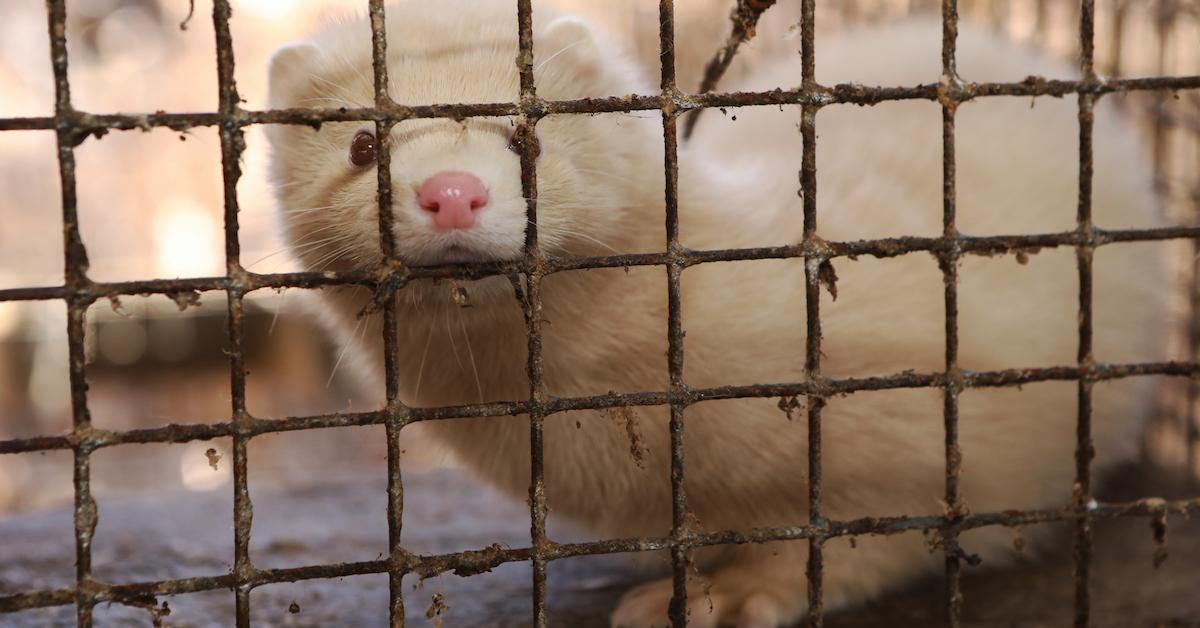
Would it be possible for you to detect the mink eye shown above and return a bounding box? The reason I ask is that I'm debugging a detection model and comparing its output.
[506,130,521,154]
[349,130,377,167]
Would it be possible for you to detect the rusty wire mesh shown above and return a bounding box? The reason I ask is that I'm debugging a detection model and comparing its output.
[0,0,1199,626]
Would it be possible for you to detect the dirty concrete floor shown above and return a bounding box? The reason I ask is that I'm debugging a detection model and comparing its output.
[2,467,1197,627]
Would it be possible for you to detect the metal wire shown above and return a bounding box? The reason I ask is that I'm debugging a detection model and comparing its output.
[654,1,697,624]
[1,0,1199,626]
[681,0,779,138]
[1071,2,1098,625]
[796,0,827,624]
[938,1,965,623]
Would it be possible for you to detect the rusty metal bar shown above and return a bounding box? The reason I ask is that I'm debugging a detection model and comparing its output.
[655,1,693,625]
[10,223,1200,305]
[227,295,253,627]
[798,1,826,625]
[66,309,95,628]
[1073,1,1099,625]
[208,0,255,624]
[364,1,409,624]
[42,0,99,625]
[2,75,1197,135]
[5,494,1198,615]
[681,0,778,137]
[511,1,551,625]
[939,0,965,625]
[5,359,1200,457]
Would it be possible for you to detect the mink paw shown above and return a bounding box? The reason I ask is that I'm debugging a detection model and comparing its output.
[610,574,800,628]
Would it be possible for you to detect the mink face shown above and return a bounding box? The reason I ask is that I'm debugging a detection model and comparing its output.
[266,0,659,278]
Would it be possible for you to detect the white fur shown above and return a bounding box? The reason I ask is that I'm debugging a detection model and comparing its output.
[266,3,1177,626]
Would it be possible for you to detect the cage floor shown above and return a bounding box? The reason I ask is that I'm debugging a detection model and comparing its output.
[2,466,1197,627]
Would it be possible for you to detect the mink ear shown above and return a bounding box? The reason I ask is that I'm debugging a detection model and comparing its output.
[267,43,321,110]
[266,43,321,146]
[536,16,602,83]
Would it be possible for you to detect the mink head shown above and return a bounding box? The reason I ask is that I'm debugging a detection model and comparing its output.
[266,0,658,273]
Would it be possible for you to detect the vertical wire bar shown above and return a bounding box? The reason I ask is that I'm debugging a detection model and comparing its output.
[1073,1,1098,626]
[211,1,253,625]
[67,306,95,628]
[367,2,395,261]
[227,294,252,628]
[515,1,549,625]
[366,1,406,624]
[44,1,98,624]
[657,2,691,626]
[939,1,964,626]
[799,0,825,625]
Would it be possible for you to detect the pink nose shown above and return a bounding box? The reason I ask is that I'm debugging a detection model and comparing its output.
[416,171,488,230]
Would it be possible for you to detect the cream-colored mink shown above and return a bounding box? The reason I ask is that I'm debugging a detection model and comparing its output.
[266,2,1175,626]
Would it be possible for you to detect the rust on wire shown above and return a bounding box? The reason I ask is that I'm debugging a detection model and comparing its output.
[797,0,827,625]
[10,224,1200,306]
[1072,1,1099,626]
[2,0,1199,625]
[938,0,966,625]
[4,75,1200,135]
[510,1,553,625]
[4,358,1200,456]
[682,0,778,137]
[655,1,695,625]
[43,0,100,625]
[364,1,412,623]
[208,0,257,623]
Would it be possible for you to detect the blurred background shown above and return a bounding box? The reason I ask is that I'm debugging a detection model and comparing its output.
[0,0,1197,624]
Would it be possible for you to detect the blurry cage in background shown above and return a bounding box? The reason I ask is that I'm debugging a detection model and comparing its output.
[0,294,329,440]
[0,1,1198,627]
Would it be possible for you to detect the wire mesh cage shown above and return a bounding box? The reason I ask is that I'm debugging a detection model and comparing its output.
[0,0,1198,626]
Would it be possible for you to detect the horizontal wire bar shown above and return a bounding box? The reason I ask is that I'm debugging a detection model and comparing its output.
[3,359,1195,455]
[2,223,1198,304]
[0,75,1196,134]
[3,494,1197,614]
